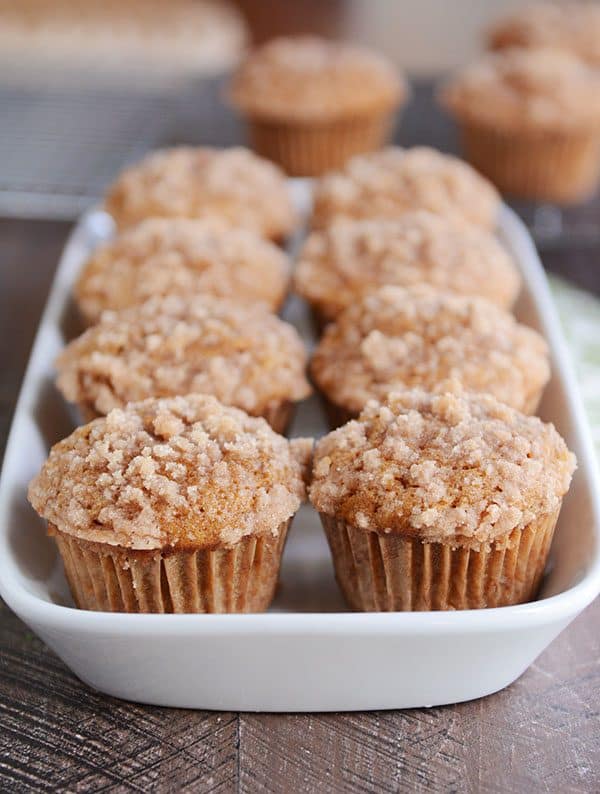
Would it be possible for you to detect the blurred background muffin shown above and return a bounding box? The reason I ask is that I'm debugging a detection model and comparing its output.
[311,285,550,427]
[488,1,600,65]
[294,211,520,329]
[441,47,600,203]
[74,217,291,325]
[0,0,248,84]
[56,294,311,433]
[229,35,406,175]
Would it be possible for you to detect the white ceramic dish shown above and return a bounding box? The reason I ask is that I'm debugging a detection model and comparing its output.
[1,181,599,712]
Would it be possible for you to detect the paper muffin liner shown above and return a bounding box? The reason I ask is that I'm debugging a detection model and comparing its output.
[78,399,295,435]
[50,519,290,613]
[245,110,397,177]
[457,120,600,204]
[319,395,356,430]
[320,508,560,610]
[259,400,296,435]
[309,306,334,338]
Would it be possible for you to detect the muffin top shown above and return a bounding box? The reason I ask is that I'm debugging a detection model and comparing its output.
[441,47,600,132]
[28,394,311,550]
[294,212,520,321]
[312,147,500,231]
[57,294,311,417]
[229,35,405,121]
[75,217,291,324]
[311,286,550,414]
[488,2,600,66]
[309,390,575,548]
[104,146,296,239]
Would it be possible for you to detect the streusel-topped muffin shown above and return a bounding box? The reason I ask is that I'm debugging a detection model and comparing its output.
[57,294,311,433]
[28,394,311,613]
[311,285,550,426]
[488,1,600,65]
[310,389,575,611]
[105,146,296,240]
[75,217,291,325]
[440,48,600,202]
[312,146,500,230]
[294,212,520,327]
[229,35,406,175]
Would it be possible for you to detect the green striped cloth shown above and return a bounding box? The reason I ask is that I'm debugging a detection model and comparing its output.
[551,276,600,455]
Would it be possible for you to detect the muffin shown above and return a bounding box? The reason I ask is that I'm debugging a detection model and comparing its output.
[0,0,248,78]
[104,146,296,241]
[488,2,600,66]
[294,212,520,329]
[440,48,600,203]
[309,390,576,611]
[312,146,500,231]
[28,394,311,613]
[228,35,407,176]
[311,285,550,427]
[56,293,311,434]
[74,217,291,325]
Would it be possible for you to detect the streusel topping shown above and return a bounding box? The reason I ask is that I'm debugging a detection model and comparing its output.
[488,2,600,66]
[312,147,500,231]
[311,285,549,414]
[105,146,296,238]
[309,390,575,548]
[28,394,309,550]
[75,217,291,325]
[57,294,311,417]
[441,48,600,131]
[229,35,405,120]
[294,212,519,321]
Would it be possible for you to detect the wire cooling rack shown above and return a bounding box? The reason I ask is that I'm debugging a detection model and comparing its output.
[0,77,241,219]
[0,77,597,245]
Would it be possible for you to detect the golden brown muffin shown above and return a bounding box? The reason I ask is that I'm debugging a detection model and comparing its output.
[28,394,312,613]
[229,35,407,176]
[56,293,311,434]
[294,212,520,327]
[74,217,291,325]
[311,285,550,427]
[440,48,600,203]
[312,146,500,231]
[488,1,600,65]
[104,146,296,240]
[309,390,576,611]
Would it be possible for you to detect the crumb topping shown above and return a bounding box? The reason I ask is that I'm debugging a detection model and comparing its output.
[104,146,297,238]
[294,212,519,321]
[28,395,308,550]
[488,2,600,66]
[57,294,311,416]
[311,285,549,414]
[312,147,500,231]
[441,47,600,132]
[75,217,291,324]
[229,35,405,120]
[309,390,576,547]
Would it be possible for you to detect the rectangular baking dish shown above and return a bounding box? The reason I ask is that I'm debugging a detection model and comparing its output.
[1,180,599,711]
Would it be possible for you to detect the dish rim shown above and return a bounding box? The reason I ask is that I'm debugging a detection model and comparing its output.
[1,199,600,635]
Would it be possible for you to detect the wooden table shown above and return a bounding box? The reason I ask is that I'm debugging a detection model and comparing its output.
[2,77,600,788]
